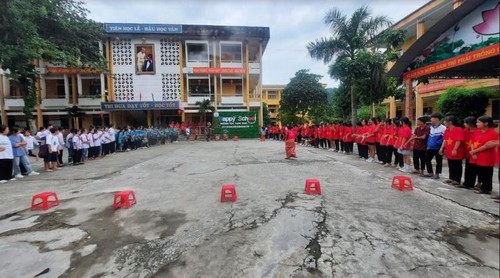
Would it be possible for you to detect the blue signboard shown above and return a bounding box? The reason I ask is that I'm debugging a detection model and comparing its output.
[101,101,179,111]
[104,23,182,34]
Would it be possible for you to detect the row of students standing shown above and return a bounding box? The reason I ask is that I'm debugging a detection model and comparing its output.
[67,125,116,165]
[297,114,498,196]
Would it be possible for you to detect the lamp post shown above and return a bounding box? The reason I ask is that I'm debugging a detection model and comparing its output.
[0,68,10,125]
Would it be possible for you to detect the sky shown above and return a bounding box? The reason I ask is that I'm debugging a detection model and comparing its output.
[82,0,430,88]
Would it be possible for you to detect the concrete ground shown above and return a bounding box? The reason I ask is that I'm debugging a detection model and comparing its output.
[0,139,498,278]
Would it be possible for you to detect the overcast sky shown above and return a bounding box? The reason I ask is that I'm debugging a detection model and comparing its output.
[83,0,429,88]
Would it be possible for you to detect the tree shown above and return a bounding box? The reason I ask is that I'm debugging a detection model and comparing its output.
[331,86,351,121]
[437,87,496,123]
[66,105,86,129]
[279,69,327,121]
[308,6,392,126]
[357,105,386,120]
[195,99,213,125]
[0,0,106,126]
[278,110,301,126]
[261,103,272,126]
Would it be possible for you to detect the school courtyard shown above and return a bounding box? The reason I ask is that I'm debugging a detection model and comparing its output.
[0,139,498,277]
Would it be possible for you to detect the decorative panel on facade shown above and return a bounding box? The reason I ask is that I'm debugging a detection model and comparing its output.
[112,39,133,66]
[162,73,181,100]
[113,73,134,101]
[160,39,180,66]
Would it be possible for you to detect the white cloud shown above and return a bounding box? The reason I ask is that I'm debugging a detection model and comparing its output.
[82,0,429,88]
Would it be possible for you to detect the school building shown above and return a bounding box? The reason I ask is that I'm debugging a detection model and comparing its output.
[383,0,499,121]
[262,85,285,125]
[0,23,270,129]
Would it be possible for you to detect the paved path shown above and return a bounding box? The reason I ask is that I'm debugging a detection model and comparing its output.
[0,140,498,277]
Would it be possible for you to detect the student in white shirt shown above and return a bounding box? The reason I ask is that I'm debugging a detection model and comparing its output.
[86,130,94,160]
[81,129,90,162]
[46,128,60,171]
[57,127,65,166]
[24,130,39,161]
[72,129,83,165]
[108,125,116,154]
[92,128,102,159]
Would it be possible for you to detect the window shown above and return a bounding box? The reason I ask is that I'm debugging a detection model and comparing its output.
[81,77,101,97]
[267,90,277,99]
[186,42,209,63]
[221,78,242,96]
[188,77,211,96]
[220,42,242,63]
[45,78,70,98]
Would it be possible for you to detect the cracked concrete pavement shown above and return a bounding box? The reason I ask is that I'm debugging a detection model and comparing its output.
[0,139,498,277]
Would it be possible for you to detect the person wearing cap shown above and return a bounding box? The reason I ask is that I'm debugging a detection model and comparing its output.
[424,113,445,179]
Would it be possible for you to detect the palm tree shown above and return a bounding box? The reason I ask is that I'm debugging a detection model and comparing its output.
[308,6,392,125]
[195,99,213,126]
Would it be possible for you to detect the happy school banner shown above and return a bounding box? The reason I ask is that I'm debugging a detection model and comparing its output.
[213,111,259,138]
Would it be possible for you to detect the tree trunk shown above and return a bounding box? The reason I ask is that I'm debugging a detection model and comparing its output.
[28,119,37,133]
[350,85,357,127]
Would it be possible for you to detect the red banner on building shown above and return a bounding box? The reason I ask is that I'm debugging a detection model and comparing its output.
[192,67,246,75]
[418,79,467,94]
[46,67,99,75]
[404,43,499,80]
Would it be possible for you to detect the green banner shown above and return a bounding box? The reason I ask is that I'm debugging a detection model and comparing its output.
[213,111,259,138]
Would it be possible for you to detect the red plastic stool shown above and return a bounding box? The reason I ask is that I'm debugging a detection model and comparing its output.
[392,176,413,191]
[215,135,220,141]
[305,179,322,195]
[223,134,229,141]
[31,192,59,211]
[221,184,237,202]
[113,190,137,209]
[233,136,239,141]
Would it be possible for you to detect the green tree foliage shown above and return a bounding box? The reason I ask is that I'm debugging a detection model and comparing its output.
[261,102,272,126]
[195,99,213,125]
[357,105,386,120]
[279,69,327,121]
[437,87,497,123]
[331,86,351,121]
[278,111,301,126]
[308,6,392,126]
[0,0,106,119]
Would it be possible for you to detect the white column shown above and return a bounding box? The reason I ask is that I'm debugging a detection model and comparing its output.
[64,74,69,99]
[258,40,263,127]
[77,73,82,96]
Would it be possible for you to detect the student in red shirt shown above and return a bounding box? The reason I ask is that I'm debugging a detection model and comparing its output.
[356,120,369,159]
[462,116,480,189]
[396,117,413,173]
[362,118,378,163]
[469,116,499,194]
[439,115,465,186]
[343,123,354,154]
[284,125,298,159]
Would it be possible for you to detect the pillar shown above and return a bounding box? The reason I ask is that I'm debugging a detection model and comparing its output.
[405,79,414,122]
[147,110,152,127]
[36,75,43,128]
[0,72,7,125]
[415,93,424,119]
[388,96,396,118]
[453,0,464,9]
[417,20,425,39]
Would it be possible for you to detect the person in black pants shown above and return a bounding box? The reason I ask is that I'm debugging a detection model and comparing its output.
[425,113,445,179]
[408,117,429,175]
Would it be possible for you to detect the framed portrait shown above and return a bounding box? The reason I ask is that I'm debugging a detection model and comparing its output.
[135,44,155,75]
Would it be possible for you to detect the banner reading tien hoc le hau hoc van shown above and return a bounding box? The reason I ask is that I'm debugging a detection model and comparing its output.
[213,111,259,138]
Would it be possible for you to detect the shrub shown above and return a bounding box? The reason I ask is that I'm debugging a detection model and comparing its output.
[436,87,497,124]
